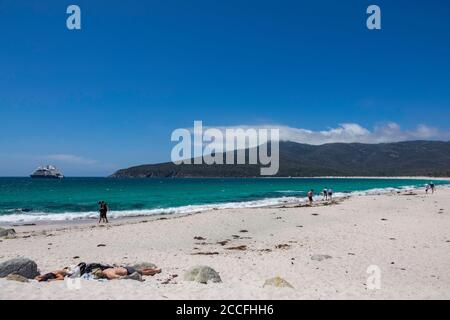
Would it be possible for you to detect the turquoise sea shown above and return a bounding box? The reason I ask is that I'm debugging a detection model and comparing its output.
[0,178,447,223]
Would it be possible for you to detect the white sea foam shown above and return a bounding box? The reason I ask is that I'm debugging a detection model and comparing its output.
[0,184,433,224]
[0,197,306,224]
[274,190,305,194]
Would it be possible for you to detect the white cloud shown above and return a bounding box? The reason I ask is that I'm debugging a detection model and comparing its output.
[277,122,450,144]
[191,122,450,146]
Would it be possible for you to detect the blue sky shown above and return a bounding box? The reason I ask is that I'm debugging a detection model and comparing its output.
[0,0,449,176]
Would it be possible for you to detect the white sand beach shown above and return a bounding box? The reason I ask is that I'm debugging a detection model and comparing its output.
[1,184,450,300]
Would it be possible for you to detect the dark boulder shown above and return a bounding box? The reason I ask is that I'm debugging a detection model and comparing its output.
[0,258,40,279]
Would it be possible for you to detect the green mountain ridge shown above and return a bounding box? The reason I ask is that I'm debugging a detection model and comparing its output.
[110,140,450,178]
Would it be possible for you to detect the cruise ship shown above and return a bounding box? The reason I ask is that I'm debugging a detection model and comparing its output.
[30,165,64,179]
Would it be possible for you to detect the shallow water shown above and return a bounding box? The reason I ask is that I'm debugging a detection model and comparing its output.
[0,177,446,223]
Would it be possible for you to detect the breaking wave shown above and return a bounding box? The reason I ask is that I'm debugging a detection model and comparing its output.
[0,184,424,224]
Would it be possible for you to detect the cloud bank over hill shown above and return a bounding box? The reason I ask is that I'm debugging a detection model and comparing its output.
[195,122,450,145]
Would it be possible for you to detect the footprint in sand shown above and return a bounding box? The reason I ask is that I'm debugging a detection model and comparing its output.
[311,254,332,261]
[191,252,219,256]
[226,245,247,251]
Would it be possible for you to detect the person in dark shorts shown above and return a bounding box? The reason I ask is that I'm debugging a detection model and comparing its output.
[102,201,109,223]
[100,266,161,280]
[430,182,435,193]
[323,188,328,201]
[307,189,314,205]
[98,201,109,223]
[98,201,104,223]
[328,188,334,200]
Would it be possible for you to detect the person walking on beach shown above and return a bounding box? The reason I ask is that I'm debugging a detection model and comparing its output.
[323,188,328,201]
[307,189,314,205]
[328,188,334,201]
[98,201,109,223]
[98,201,103,223]
[102,201,109,223]
[430,182,436,193]
[425,184,430,194]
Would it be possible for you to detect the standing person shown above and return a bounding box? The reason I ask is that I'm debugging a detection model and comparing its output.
[328,188,334,201]
[98,201,105,223]
[430,182,435,194]
[307,189,314,205]
[98,201,109,223]
[102,201,109,223]
[323,187,328,201]
[425,184,430,194]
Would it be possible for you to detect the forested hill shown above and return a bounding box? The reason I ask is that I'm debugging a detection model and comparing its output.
[110,141,450,178]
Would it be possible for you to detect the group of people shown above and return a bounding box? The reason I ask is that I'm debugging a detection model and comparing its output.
[35,262,162,282]
[98,201,109,223]
[425,182,436,194]
[306,187,334,205]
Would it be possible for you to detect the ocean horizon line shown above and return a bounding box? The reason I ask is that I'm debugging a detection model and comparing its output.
[1,176,450,179]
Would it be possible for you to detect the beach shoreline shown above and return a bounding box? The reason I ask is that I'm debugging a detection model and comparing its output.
[1,176,448,228]
[1,183,450,300]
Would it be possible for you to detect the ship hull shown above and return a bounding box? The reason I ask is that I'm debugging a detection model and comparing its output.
[30,175,63,179]
[30,165,64,179]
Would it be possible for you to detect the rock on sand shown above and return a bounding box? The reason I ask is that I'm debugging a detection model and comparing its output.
[0,258,40,279]
[6,273,29,283]
[311,254,332,262]
[263,277,294,289]
[184,266,222,284]
[132,262,157,270]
